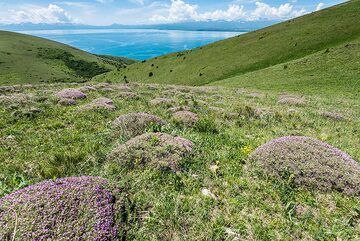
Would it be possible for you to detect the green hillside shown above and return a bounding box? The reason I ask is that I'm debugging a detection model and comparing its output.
[0,31,134,85]
[97,0,360,88]
[213,37,360,97]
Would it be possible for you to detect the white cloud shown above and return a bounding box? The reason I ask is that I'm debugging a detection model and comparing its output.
[251,2,307,20]
[150,0,308,23]
[316,3,325,11]
[198,5,247,21]
[1,4,77,24]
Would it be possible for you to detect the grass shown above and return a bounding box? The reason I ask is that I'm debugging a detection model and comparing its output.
[213,37,360,98]
[96,0,360,90]
[0,82,359,240]
[0,31,134,85]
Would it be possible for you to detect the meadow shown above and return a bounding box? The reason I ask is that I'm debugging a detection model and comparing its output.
[0,82,358,240]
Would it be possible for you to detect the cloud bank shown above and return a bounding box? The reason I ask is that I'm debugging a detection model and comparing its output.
[150,0,308,23]
[1,4,77,24]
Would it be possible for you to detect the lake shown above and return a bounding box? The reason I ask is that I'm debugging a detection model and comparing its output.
[19,29,245,60]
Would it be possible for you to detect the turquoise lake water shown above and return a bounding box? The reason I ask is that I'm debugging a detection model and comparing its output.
[20,29,244,60]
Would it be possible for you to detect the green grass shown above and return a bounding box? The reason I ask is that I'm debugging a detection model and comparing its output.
[0,31,134,85]
[212,37,360,98]
[96,0,360,90]
[0,83,359,240]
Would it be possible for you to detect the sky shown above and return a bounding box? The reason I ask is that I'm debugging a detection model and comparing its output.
[0,0,346,25]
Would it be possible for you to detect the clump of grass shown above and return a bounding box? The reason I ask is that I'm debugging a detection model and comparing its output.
[112,112,166,139]
[0,177,119,240]
[195,117,218,134]
[251,136,360,195]
[107,132,193,172]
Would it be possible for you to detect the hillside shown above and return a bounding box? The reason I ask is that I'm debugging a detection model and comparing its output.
[0,31,134,85]
[213,37,360,97]
[96,0,360,88]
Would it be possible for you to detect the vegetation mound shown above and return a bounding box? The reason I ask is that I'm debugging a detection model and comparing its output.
[0,176,118,240]
[55,88,87,100]
[150,98,174,107]
[0,93,32,107]
[81,97,116,111]
[108,132,193,171]
[251,136,360,195]
[112,112,166,138]
[173,111,199,126]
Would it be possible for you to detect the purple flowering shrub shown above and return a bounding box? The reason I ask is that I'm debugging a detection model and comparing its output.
[108,132,193,171]
[0,176,118,240]
[251,136,359,195]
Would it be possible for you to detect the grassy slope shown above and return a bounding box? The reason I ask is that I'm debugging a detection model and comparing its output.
[213,37,360,98]
[0,31,132,85]
[0,83,359,240]
[97,0,360,88]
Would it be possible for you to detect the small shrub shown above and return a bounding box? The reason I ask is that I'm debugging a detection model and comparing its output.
[0,177,119,240]
[250,136,360,195]
[108,132,193,171]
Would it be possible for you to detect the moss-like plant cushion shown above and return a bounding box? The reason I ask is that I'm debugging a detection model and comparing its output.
[0,176,118,240]
[251,136,359,195]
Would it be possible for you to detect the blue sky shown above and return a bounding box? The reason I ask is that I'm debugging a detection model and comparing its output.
[0,0,346,25]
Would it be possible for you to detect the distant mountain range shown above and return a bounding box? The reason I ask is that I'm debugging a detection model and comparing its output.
[0,20,279,32]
